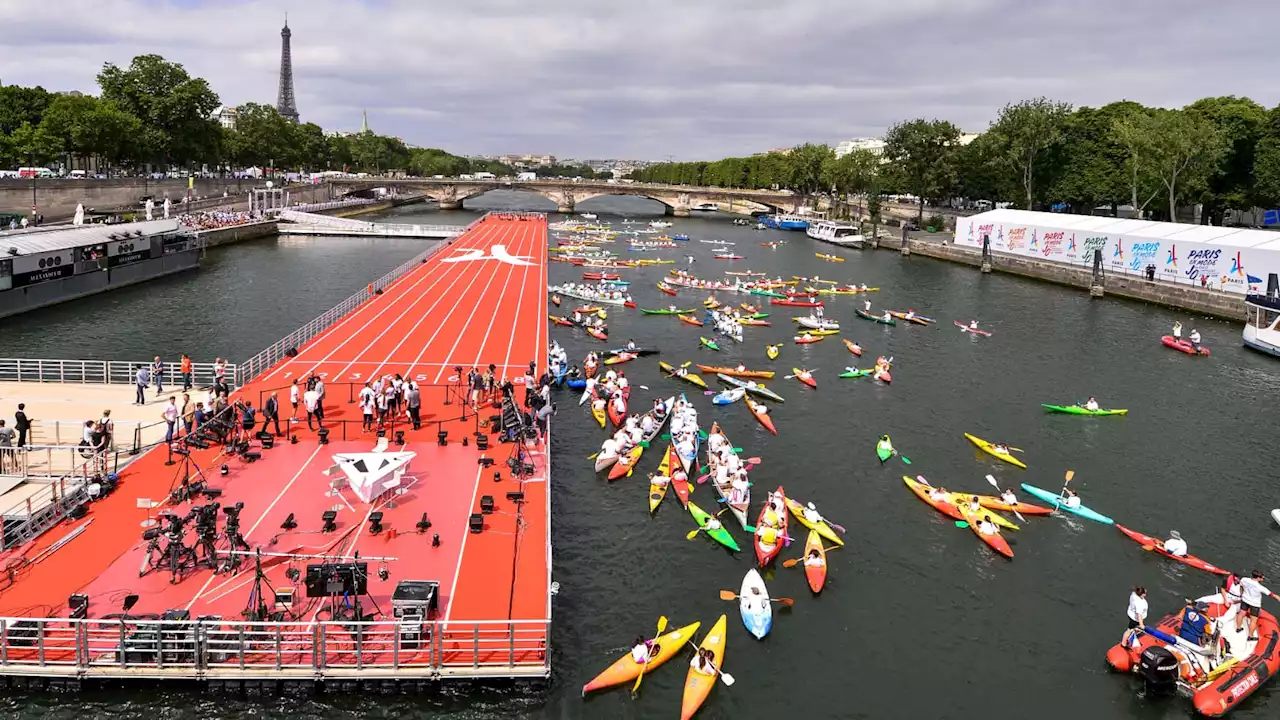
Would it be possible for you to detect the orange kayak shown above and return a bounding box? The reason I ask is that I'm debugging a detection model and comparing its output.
[971,494,1052,516]
[582,621,702,695]
[608,445,642,481]
[680,615,727,720]
[803,528,827,593]
[695,365,775,379]
[746,397,777,435]
[957,501,1014,558]
[843,339,863,356]
[902,475,963,520]
[679,314,705,327]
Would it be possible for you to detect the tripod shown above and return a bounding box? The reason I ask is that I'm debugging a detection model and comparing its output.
[242,552,285,622]
[169,448,210,504]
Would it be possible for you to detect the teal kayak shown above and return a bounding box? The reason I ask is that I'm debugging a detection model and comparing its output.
[689,501,740,551]
[855,309,897,326]
[876,436,894,462]
[1020,483,1114,524]
[840,368,872,379]
[1041,404,1128,416]
[716,373,785,403]
[700,337,720,351]
[749,288,785,299]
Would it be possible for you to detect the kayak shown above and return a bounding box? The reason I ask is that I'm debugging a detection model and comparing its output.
[567,378,587,389]
[713,253,745,260]
[1020,483,1114,524]
[839,368,872,378]
[611,396,673,481]
[689,501,740,551]
[1041,404,1128,416]
[843,339,863,356]
[658,283,678,296]
[606,347,660,357]
[963,432,1027,469]
[794,333,823,344]
[587,327,609,341]
[792,368,817,388]
[784,496,843,546]
[608,445,642,481]
[717,373,785,403]
[1161,335,1211,356]
[660,361,709,389]
[591,398,607,428]
[749,289,786,299]
[696,365,775,379]
[680,614,727,720]
[712,387,745,405]
[792,276,836,285]
[803,328,840,336]
[739,569,773,639]
[967,492,1052,516]
[949,494,1019,530]
[606,395,627,428]
[745,396,777,435]
[1115,525,1229,575]
[551,295,561,306]
[803,529,827,593]
[815,253,845,262]
[889,311,933,325]
[855,309,896,325]
[766,344,780,360]
[754,487,788,567]
[700,337,720,351]
[954,321,992,336]
[581,621,703,695]
[680,314,705,327]
[956,501,1014,558]
[874,369,892,384]
[876,437,895,462]
[649,443,676,514]
[641,308,694,315]
[738,318,771,327]
[549,315,575,326]
[771,298,823,307]
[902,475,963,521]
[604,352,637,365]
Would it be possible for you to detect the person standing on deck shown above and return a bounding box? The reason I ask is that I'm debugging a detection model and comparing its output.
[303,384,322,430]
[289,379,300,422]
[0,420,14,474]
[181,394,195,437]
[359,382,376,431]
[13,403,30,449]
[134,365,150,406]
[314,376,326,407]
[99,409,114,450]
[180,353,193,391]
[375,383,390,426]
[262,392,282,437]
[162,396,178,443]
[405,383,422,430]
[152,356,165,397]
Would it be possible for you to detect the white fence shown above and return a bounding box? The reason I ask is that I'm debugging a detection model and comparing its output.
[0,359,236,387]
[280,198,379,214]
[276,210,462,238]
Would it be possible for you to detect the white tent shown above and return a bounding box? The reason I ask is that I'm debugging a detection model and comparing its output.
[954,209,1278,295]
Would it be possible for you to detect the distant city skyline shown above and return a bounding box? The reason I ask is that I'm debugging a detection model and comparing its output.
[1,1,1278,161]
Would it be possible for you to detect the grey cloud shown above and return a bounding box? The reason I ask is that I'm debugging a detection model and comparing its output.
[0,0,1276,159]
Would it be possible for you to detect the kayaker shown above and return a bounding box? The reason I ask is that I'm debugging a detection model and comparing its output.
[640,412,655,435]
[881,310,893,322]
[1234,571,1274,640]
[617,373,629,391]
[690,647,717,676]
[877,435,894,457]
[804,548,825,567]
[1123,586,1148,648]
[648,471,670,488]
[1161,530,1187,557]
[905,309,915,320]
[864,299,872,312]
[1219,572,1242,607]
[815,305,825,318]
[976,514,1000,536]
[704,514,723,533]
[928,486,951,503]
[668,304,677,312]
[735,362,747,373]
[630,637,649,663]
[802,502,824,525]
[757,523,778,547]
[1178,599,1212,647]
[968,320,979,330]
[966,495,985,515]
[1062,487,1082,509]
[731,471,750,503]
[1189,328,1202,352]
[992,443,1010,455]
[860,284,868,291]
[1172,321,1183,340]
[1084,397,1100,412]
[626,339,637,351]
[1000,488,1018,507]
[651,398,666,417]
[599,437,619,460]
[605,369,617,383]
[671,467,688,486]
[573,311,583,323]
[568,365,581,380]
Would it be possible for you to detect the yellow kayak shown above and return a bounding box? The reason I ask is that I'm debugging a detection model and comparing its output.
[806,328,839,336]
[681,614,727,720]
[649,444,676,514]
[591,399,607,428]
[766,344,780,360]
[814,253,846,262]
[964,432,1027,469]
[582,621,702,694]
[949,494,1020,530]
[783,496,844,546]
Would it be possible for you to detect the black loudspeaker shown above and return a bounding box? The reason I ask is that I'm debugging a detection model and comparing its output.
[468,514,484,533]
[285,348,299,358]
[476,435,488,451]
[479,496,495,514]
[68,594,89,619]
[260,435,274,449]
[506,491,524,503]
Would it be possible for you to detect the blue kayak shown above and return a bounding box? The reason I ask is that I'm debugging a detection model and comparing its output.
[739,569,773,639]
[566,378,586,389]
[1020,483,1114,525]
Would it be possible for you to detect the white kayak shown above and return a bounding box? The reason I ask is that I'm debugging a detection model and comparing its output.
[1272,509,1280,528]
[739,568,773,639]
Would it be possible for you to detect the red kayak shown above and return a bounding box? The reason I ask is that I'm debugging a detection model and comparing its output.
[549,315,574,327]
[793,369,817,389]
[606,395,628,428]
[843,339,863,356]
[587,327,609,341]
[1115,525,1228,575]
[794,334,823,344]
[658,283,678,296]
[754,486,788,567]
[874,370,892,384]
[955,321,993,336]
[713,253,745,260]
[1161,335,1210,356]
[583,272,621,281]
[771,298,823,307]
[624,301,637,308]
[746,397,777,435]
[785,290,817,297]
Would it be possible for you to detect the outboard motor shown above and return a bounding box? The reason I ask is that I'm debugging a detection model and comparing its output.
[1139,645,1180,697]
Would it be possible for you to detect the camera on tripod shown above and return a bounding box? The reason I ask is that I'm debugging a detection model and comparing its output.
[160,511,188,541]
[193,502,220,539]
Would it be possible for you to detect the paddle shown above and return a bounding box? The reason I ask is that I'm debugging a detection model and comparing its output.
[681,638,736,686]
[782,545,840,568]
[718,589,794,607]
[984,474,1027,524]
[631,616,668,697]
[1054,470,1075,512]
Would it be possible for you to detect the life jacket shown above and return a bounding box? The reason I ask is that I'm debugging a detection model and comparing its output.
[761,527,777,545]
[1179,607,1210,645]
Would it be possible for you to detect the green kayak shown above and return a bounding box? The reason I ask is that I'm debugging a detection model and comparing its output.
[855,309,897,325]
[700,337,720,351]
[689,501,740,551]
[749,289,786,299]
[839,368,872,379]
[641,308,694,315]
[1041,404,1129,416]
[745,312,770,319]
[876,435,895,462]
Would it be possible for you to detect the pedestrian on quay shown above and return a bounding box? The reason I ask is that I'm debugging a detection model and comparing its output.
[134,365,151,405]
[162,396,178,443]
[214,357,227,386]
[14,403,31,449]
[99,409,114,450]
[262,392,282,437]
[0,420,15,474]
[180,353,193,391]
[290,379,300,421]
[152,356,165,396]
[303,384,322,430]
[406,382,422,430]
[181,394,195,436]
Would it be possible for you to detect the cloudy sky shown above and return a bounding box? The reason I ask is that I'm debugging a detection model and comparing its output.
[1,0,1277,160]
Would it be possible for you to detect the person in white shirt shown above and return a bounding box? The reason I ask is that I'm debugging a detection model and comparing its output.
[730,473,750,503]
[1161,531,1187,557]
[976,516,999,536]
[640,413,655,435]
[802,502,823,525]
[928,486,952,504]
[162,396,178,442]
[626,424,643,445]
[1062,488,1082,509]
[1124,586,1148,648]
[1189,329,1202,352]
[1000,489,1018,507]
[289,379,300,419]
[617,375,629,391]
[605,369,617,383]
[1084,397,1100,412]
[359,383,377,430]
[804,548,825,567]
[598,437,619,460]
[1234,571,1275,640]
[303,387,322,429]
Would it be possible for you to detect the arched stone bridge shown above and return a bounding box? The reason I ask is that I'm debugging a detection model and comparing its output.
[328,178,802,216]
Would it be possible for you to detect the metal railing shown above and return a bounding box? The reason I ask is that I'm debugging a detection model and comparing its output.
[236,213,491,385]
[278,198,379,214]
[0,617,549,679]
[0,448,116,549]
[276,210,462,237]
[19,420,146,454]
[0,359,237,388]
[1,443,130,481]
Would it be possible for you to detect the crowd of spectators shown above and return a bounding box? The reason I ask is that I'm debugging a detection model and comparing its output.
[178,210,257,230]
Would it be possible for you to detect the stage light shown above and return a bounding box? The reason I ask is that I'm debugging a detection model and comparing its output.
[462,436,469,447]
[290,435,298,444]
[506,491,525,503]
[377,565,389,581]
[321,510,337,533]
[493,471,502,483]
[280,512,297,530]
[431,533,440,547]
[220,464,229,476]
[368,511,384,535]
[468,513,483,533]
[376,428,386,438]
[317,428,330,445]
[395,430,405,446]
[285,567,300,582]
[68,593,89,619]
[480,495,495,514]
[437,430,448,446]
[415,513,432,533]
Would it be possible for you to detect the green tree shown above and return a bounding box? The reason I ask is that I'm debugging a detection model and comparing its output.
[986,97,1072,209]
[955,133,1015,205]
[1043,102,1137,214]
[9,121,60,166]
[882,118,961,223]
[97,54,221,167]
[1186,96,1269,224]
[786,143,832,197]
[408,148,472,176]
[1252,104,1280,210]
[294,122,332,171]
[822,148,878,217]
[348,131,410,173]
[0,85,53,135]
[1118,109,1224,221]
[226,102,298,169]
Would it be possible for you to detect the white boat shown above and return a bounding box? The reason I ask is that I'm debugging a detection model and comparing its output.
[1243,293,1280,357]
[694,202,719,212]
[796,316,840,331]
[807,220,865,248]
[581,213,598,220]
[650,220,673,229]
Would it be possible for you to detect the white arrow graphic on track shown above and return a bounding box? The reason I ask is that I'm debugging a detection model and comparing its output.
[440,245,535,266]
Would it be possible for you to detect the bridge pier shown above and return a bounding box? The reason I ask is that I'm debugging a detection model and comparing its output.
[437,200,462,211]
[557,201,575,214]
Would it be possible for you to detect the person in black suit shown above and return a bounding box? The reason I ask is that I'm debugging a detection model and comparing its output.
[261,392,282,437]
[14,403,31,449]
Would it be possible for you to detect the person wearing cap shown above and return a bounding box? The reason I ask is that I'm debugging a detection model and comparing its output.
[1234,570,1275,641]
[802,502,824,525]
[1161,531,1188,557]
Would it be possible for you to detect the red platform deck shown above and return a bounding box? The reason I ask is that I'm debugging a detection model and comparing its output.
[0,214,551,682]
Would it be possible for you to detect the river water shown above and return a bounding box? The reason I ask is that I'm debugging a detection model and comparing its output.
[4,193,1280,719]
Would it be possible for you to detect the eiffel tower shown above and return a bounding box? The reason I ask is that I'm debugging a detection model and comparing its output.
[276,16,299,123]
